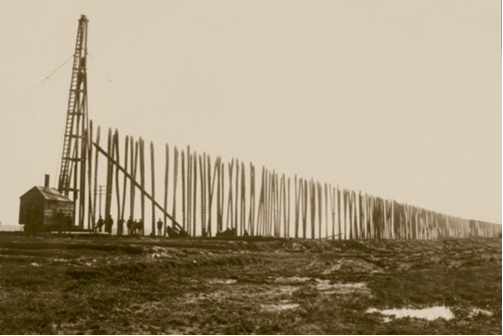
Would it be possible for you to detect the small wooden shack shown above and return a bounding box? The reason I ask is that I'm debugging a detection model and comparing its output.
[19,175,74,231]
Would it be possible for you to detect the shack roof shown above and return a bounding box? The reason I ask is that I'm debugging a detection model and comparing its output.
[20,186,72,203]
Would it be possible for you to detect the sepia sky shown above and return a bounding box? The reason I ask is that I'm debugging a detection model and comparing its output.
[0,0,501,226]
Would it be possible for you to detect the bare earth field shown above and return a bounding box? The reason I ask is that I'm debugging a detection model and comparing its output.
[0,234,500,334]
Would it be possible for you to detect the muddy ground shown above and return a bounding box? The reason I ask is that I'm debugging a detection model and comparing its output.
[0,234,500,334]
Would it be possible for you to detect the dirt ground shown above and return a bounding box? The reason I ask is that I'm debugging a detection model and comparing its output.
[0,233,500,334]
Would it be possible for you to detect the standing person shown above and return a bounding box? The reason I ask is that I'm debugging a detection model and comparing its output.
[105,214,114,234]
[97,215,104,232]
[127,217,134,235]
[138,219,144,235]
[56,210,64,233]
[65,213,73,231]
[156,218,163,236]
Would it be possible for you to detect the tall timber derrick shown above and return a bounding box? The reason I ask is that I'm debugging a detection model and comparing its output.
[57,15,89,227]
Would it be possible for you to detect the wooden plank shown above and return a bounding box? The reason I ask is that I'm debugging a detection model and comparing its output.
[343,189,348,240]
[92,126,101,231]
[235,159,239,232]
[316,181,323,239]
[140,139,146,235]
[277,175,281,238]
[130,139,138,225]
[256,169,261,236]
[370,195,374,239]
[274,174,278,237]
[219,160,225,232]
[282,175,286,238]
[316,181,320,239]
[269,172,274,236]
[267,170,272,236]
[227,160,234,230]
[114,131,121,234]
[273,172,276,237]
[103,129,112,232]
[271,171,275,236]
[354,192,359,239]
[78,127,87,228]
[199,154,205,236]
[265,169,270,236]
[378,197,386,240]
[265,170,270,236]
[216,158,221,232]
[204,154,207,235]
[337,186,341,240]
[310,180,316,239]
[150,142,156,235]
[263,170,269,235]
[107,129,114,225]
[187,146,192,235]
[106,129,114,232]
[120,136,129,234]
[181,150,186,230]
[302,179,307,239]
[86,122,94,230]
[323,183,329,239]
[295,178,299,238]
[278,174,282,237]
[72,123,80,228]
[163,144,169,236]
[262,168,267,236]
[172,147,178,229]
[272,173,276,237]
[353,191,358,239]
[402,203,406,239]
[241,162,246,235]
[203,154,208,235]
[358,192,363,239]
[330,185,335,240]
[391,199,395,240]
[248,163,255,236]
[207,156,217,236]
[287,177,290,239]
[193,153,197,236]
[260,168,267,236]
[276,174,281,237]
[256,167,264,236]
[348,190,353,240]
[351,192,356,239]
[264,170,270,236]
[277,175,282,237]
[251,164,255,236]
[353,191,357,239]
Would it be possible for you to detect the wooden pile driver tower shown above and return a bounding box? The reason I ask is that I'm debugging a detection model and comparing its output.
[57,15,89,228]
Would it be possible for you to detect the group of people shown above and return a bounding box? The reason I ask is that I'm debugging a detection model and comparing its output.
[55,210,73,232]
[96,214,115,234]
[127,217,144,235]
[62,211,247,238]
[96,215,146,235]
[156,218,189,237]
